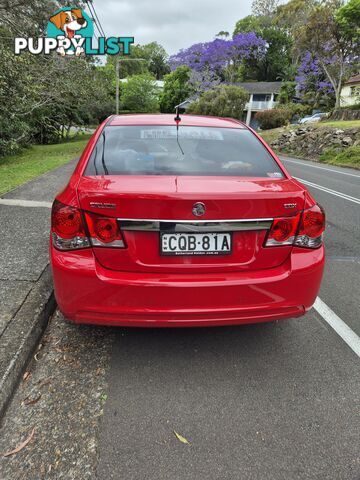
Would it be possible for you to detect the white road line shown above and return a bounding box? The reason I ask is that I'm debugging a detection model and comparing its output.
[283,158,360,178]
[295,177,360,205]
[314,298,360,358]
[0,199,52,208]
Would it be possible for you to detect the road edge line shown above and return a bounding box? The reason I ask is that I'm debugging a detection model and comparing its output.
[314,297,360,358]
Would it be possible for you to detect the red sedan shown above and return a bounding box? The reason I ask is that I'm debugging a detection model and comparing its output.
[50,114,325,327]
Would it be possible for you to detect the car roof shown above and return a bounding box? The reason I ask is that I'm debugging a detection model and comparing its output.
[108,114,246,129]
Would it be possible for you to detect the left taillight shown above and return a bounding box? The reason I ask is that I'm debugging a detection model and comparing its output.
[51,200,90,250]
[265,213,301,247]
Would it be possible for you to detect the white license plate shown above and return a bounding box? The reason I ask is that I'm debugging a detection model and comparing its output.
[161,233,232,256]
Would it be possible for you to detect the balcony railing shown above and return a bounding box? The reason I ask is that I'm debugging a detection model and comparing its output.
[245,101,278,110]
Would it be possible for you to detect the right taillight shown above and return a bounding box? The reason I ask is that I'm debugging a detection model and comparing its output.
[265,204,325,249]
[84,211,125,248]
[294,204,325,249]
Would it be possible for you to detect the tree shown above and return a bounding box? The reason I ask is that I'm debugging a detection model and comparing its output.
[297,1,359,109]
[187,85,249,119]
[277,81,297,104]
[295,51,335,109]
[169,33,267,86]
[233,15,263,35]
[160,66,193,113]
[252,0,279,17]
[275,0,317,35]
[121,74,160,113]
[0,0,113,155]
[144,42,171,80]
[216,31,230,38]
[335,0,360,43]
[233,15,293,82]
[108,42,170,80]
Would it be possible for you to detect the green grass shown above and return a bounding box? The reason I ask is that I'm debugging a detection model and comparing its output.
[315,119,360,129]
[319,146,360,168]
[259,126,290,144]
[0,135,91,196]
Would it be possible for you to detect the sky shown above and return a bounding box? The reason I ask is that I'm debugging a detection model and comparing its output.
[90,0,253,55]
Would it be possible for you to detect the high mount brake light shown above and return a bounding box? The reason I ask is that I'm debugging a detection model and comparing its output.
[265,204,325,249]
[51,201,125,250]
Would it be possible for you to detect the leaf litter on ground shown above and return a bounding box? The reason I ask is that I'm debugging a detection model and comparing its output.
[173,431,191,445]
[2,428,35,457]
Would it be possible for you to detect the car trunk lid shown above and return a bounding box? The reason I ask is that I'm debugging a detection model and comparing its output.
[78,175,305,273]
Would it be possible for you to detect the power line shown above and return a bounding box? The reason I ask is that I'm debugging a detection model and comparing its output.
[88,0,106,37]
[84,0,106,38]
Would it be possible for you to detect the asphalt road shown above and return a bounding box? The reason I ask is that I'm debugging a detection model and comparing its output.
[0,155,359,479]
[97,155,360,479]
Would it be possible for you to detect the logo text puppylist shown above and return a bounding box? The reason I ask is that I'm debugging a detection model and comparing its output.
[14,7,134,57]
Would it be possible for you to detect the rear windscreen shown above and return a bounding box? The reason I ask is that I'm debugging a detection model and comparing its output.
[85,125,284,178]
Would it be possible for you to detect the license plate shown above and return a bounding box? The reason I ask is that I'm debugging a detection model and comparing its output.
[161,232,232,256]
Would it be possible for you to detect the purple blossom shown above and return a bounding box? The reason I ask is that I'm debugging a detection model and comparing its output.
[169,32,267,74]
[295,51,334,96]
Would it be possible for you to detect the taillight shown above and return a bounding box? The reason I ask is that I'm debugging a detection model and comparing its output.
[51,200,90,250]
[51,201,125,250]
[84,211,125,247]
[265,204,325,249]
[294,204,325,248]
[265,213,301,246]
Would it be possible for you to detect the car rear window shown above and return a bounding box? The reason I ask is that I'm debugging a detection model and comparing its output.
[85,125,284,178]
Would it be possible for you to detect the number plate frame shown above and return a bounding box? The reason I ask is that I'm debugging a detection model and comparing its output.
[160,232,232,256]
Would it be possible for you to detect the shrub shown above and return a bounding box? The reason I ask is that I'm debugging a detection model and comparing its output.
[187,85,249,119]
[255,109,292,130]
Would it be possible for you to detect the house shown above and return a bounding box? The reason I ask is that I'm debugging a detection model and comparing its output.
[178,81,282,129]
[340,75,360,107]
[236,82,282,128]
[119,79,164,90]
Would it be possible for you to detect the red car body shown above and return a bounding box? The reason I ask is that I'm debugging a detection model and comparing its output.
[50,114,325,327]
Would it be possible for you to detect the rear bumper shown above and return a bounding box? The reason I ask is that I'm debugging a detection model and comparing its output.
[50,246,324,327]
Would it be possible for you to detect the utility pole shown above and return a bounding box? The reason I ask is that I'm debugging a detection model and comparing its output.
[116,58,120,115]
[115,57,148,115]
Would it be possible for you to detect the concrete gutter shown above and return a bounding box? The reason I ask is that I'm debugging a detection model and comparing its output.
[0,266,55,418]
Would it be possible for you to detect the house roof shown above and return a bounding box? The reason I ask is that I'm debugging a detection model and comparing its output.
[345,74,360,85]
[235,82,282,94]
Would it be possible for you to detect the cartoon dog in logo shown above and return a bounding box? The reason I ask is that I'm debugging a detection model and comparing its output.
[49,9,87,56]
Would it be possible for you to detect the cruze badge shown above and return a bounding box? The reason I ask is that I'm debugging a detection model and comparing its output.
[192,202,206,217]
[284,203,297,209]
[90,202,116,210]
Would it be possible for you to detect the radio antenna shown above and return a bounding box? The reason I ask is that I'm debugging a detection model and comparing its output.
[174,105,184,154]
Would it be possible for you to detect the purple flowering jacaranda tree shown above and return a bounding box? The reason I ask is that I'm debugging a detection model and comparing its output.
[169,32,267,90]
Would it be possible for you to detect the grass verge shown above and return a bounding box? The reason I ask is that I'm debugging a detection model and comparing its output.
[0,135,91,196]
[319,146,360,168]
[316,119,360,129]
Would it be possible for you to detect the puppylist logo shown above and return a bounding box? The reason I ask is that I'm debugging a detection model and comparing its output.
[14,7,134,57]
